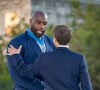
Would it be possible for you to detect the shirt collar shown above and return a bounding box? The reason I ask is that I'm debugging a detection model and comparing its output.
[26,28,44,40]
[57,45,69,48]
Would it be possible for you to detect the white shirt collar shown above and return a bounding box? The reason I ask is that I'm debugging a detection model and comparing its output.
[57,45,69,48]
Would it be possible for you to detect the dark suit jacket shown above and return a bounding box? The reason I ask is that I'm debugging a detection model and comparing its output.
[6,30,55,90]
[9,47,92,90]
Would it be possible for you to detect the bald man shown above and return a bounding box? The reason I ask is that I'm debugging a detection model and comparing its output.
[6,10,55,90]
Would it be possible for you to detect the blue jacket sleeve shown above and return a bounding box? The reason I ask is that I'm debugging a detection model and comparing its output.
[79,56,93,90]
[6,40,36,79]
[7,53,41,80]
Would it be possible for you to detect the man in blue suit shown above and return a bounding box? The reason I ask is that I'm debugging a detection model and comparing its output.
[6,10,55,90]
[7,25,92,90]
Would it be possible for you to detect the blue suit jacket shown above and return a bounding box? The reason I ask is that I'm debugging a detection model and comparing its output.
[6,31,55,90]
[9,47,92,90]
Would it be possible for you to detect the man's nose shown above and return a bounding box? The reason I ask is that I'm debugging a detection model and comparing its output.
[40,24,45,29]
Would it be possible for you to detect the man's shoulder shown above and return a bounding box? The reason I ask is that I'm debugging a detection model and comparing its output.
[72,50,83,56]
[60,48,84,58]
[43,35,53,43]
[44,35,52,39]
[8,32,27,45]
[69,50,85,62]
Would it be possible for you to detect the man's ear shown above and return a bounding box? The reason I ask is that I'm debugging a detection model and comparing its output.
[53,37,59,47]
[29,18,32,26]
[53,37,55,43]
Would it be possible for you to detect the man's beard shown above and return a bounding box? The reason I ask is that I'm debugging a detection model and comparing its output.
[31,25,45,38]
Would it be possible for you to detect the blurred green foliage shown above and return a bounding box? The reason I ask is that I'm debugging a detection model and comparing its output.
[0,18,28,90]
[0,38,13,90]
[69,1,100,90]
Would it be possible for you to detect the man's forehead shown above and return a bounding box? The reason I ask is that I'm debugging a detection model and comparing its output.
[32,11,48,19]
[33,15,47,22]
[34,15,47,22]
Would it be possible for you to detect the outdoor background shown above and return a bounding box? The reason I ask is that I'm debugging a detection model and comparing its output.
[0,0,100,90]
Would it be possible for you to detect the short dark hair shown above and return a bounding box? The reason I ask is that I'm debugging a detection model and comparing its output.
[31,10,48,19]
[53,25,71,45]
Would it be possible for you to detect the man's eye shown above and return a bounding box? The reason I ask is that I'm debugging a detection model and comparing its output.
[43,22,47,25]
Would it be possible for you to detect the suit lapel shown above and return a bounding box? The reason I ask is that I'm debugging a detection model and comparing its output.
[25,31,42,55]
[44,37,51,52]
[24,31,53,54]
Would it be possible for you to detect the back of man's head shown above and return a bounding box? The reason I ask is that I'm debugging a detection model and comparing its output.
[53,25,71,45]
